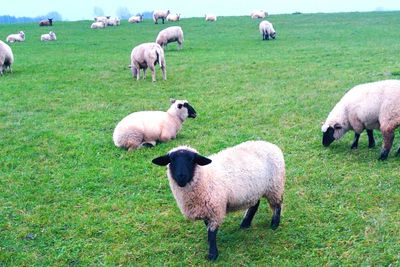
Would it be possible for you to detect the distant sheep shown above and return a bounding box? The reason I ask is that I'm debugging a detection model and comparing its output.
[39,18,53,26]
[156,26,184,50]
[153,10,170,24]
[322,80,400,160]
[0,40,14,75]
[152,140,285,261]
[205,14,217,21]
[130,42,166,82]
[166,13,181,22]
[6,31,25,43]
[251,10,268,19]
[259,20,276,40]
[40,31,57,41]
[91,21,106,29]
[94,16,110,24]
[113,99,197,151]
[128,14,143,23]
[107,17,120,26]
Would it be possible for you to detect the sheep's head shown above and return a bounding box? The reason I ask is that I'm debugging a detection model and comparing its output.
[152,147,212,187]
[271,31,276,39]
[169,99,197,120]
[321,122,346,146]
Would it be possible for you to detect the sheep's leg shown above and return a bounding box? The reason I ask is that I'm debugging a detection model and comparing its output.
[162,18,165,24]
[270,203,281,230]
[149,64,156,82]
[140,141,156,148]
[207,227,218,261]
[367,129,375,148]
[350,132,361,149]
[143,68,147,79]
[379,128,394,160]
[240,200,260,229]
[161,65,166,80]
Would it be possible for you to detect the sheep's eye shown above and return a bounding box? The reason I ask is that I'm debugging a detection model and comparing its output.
[177,104,183,109]
[334,124,342,130]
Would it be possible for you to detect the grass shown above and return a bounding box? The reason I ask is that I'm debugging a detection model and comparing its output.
[1,11,400,266]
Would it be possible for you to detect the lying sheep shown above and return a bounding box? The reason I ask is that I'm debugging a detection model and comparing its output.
[107,17,120,26]
[152,140,285,261]
[322,80,400,160]
[6,31,25,43]
[130,42,166,82]
[156,26,184,50]
[251,10,268,19]
[39,18,53,26]
[205,14,217,21]
[40,31,57,41]
[153,10,170,24]
[128,14,143,23]
[94,16,110,24]
[113,99,196,151]
[0,40,14,75]
[259,20,276,40]
[166,13,181,22]
[91,21,106,29]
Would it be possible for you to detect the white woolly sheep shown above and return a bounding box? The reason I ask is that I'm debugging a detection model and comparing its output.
[130,42,166,82]
[40,31,57,41]
[156,26,184,50]
[107,17,120,26]
[94,16,110,24]
[0,40,14,75]
[259,20,276,40]
[113,99,197,151]
[6,31,25,43]
[166,13,181,22]
[153,10,170,24]
[152,140,286,261]
[128,14,143,23]
[91,21,106,29]
[205,14,217,21]
[251,10,268,19]
[322,80,400,160]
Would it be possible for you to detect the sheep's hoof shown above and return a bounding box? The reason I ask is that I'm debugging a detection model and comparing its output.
[378,151,389,161]
[239,222,251,229]
[350,144,358,149]
[368,143,376,148]
[208,252,218,261]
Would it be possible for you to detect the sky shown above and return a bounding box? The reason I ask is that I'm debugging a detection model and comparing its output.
[2,0,400,21]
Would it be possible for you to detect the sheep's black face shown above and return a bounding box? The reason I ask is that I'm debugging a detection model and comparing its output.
[322,126,335,147]
[184,103,197,118]
[271,32,276,39]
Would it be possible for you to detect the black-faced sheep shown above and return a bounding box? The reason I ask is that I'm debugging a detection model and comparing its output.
[156,26,184,50]
[0,40,14,75]
[39,18,53,26]
[153,10,170,24]
[259,20,276,40]
[130,42,166,82]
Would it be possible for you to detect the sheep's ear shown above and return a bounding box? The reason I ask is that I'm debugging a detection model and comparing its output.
[195,154,212,166]
[152,155,170,166]
[170,98,176,104]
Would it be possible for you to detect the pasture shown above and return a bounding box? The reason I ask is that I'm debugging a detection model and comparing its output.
[1,11,400,265]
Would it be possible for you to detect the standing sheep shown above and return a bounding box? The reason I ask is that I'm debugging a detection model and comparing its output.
[39,18,53,26]
[251,10,268,19]
[321,80,400,160]
[0,40,14,75]
[205,14,217,21]
[156,26,184,50]
[153,10,170,24]
[113,99,197,151]
[128,14,143,23]
[94,16,110,24]
[130,42,166,82]
[40,31,57,41]
[152,140,286,261]
[107,17,121,26]
[91,21,106,29]
[166,13,181,22]
[6,31,25,43]
[259,20,276,40]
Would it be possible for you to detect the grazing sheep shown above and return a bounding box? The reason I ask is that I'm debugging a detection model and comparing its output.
[205,14,217,21]
[94,16,110,24]
[107,17,120,26]
[40,31,57,41]
[91,21,106,29]
[128,14,143,23]
[259,20,276,40]
[113,99,197,151]
[251,10,268,19]
[0,40,14,75]
[166,13,181,22]
[322,80,400,160]
[130,42,166,82]
[6,31,25,43]
[152,140,285,261]
[39,18,53,26]
[153,10,170,24]
[156,26,184,50]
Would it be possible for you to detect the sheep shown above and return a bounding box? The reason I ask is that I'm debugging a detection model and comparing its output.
[107,17,120,26]
[128,14,143,23]
[40,31,57,42]
[259,20,276,40]
[321,80,400,160]
[39,18,53,26]
[166,13,181,22]
[130,42,166,82]
[113,99,196,151]
[91,21,106,29]
[156,26,184,50]
[205,14,217,21]
[0,40,14,75]
[6,31,25,43]
[94,16,110,24]
[153,10,170,24]
[251,10,268,19]
[152,140,285,261]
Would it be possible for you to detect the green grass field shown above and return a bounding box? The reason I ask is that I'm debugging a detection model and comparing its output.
[1,11,400,266]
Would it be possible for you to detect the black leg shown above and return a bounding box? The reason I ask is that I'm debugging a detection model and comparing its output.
[396,147,400,156]
[240,200,260,229]
[207,228,218,261]
[270,203,281,230]
[351,133,361,149]
[367,129,375,148]
[379,130,394,160]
